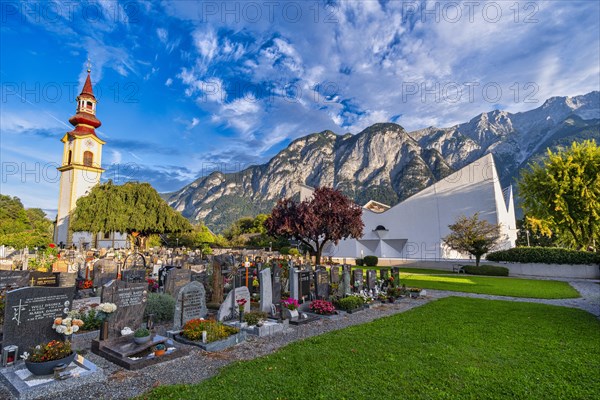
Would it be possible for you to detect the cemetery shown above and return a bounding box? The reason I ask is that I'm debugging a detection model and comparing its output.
[0,246,445,399]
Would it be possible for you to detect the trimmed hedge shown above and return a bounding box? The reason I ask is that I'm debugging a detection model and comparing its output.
[462,265,509,276]
[355,258,364,266]
[487,247,600,265]
[363,256,378,267]
[144,293,176,322]
[336,296,364,311]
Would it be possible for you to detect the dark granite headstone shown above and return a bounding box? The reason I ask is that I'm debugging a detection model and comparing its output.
[272,265,282,304]
[101,280,148,337]
[2,286,75,357]
[93,258,119,287]
[173,281,207,330]
[59,272,77,287]
[392,267,401,286]
[315,269,329,300]
[379,269,390,281]
[165,268,192,298]
[299,271,311,300]
[367,270,377,290]
[30,271,60,287]
[0,271,30,291]
[352,269,363,292]
[121,268,146,283]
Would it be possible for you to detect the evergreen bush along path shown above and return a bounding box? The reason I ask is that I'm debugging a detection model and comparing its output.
[142,297,600,400]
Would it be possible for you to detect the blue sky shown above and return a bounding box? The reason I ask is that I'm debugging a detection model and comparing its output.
[1,0,599,219]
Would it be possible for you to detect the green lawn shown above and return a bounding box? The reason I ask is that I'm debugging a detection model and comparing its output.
[399,274,580,299]
[142,297,600,400]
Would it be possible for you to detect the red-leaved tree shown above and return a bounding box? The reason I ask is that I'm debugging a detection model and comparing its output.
[265,187,364,265]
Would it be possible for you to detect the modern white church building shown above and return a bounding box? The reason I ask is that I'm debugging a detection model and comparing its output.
[323,153,517,261]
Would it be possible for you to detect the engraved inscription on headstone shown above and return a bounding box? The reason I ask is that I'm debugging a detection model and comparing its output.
[299,271,311,300]
[101,281,147,336]
[2,286,75,357]
[0,271,31,291]
[315,270,329,300]
[173,281,207,330]
[30,271,60,287]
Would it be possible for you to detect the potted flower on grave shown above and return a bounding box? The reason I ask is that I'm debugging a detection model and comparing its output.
[153,343,166,357]
[281,298,300,320]
[309,300,336,315]
[409,287,422,298]
[133,328,152,345]
[236,298,247,323]
[243,311,268,327]
[52,317,84,340]
[22,339,76,376]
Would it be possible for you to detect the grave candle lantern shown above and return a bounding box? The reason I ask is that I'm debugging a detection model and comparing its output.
[2,345,18,367]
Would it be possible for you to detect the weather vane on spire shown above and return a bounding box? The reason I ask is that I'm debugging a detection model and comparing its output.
[86,57,92,73]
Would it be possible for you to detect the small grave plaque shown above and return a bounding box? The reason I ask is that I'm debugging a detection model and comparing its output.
[2,286,75,357]
[29,271,60,287]
[173,281,207,330]
[101,281,147,337]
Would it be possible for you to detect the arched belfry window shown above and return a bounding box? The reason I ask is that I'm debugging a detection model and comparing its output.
[83,151,93,167]
[67,150,72,165]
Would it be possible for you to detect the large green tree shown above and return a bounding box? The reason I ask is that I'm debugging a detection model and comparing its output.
[518,140,600,250]
[0,195,53,249]
[70,181,192,248]
[266,187,364,265]
[443,213,503,266]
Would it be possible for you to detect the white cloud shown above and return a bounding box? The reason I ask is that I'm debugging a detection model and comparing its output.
[165,78,173,86]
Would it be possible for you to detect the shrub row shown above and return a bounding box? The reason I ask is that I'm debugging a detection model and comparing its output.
[336,296,364,311]
[486,247,600,265]
[462,265,509,276]
[144,293,176,322]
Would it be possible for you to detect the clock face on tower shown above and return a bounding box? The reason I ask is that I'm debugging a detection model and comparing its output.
[85,139,94,148]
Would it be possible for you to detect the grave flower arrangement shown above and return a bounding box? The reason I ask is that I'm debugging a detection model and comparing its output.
[67,302,117,331]
[282,298,299,311]
[236,298,247,311]
[309,300,336,315]
[182,319,239,343]
[147,278,159,292]
[52,317,84,335]
[24,340,72,363]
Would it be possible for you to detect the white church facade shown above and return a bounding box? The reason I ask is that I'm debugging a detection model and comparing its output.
[53,69,127,249]
[323,153,517,261]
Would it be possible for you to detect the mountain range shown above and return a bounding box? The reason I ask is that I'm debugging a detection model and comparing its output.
[167,91,600,232]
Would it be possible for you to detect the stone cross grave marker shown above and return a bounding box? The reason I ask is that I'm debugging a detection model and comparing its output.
[341,265,351,295]
[165,268,192,298]
[367,270,377,291]
[352,269,363,292]
[272,265,282,305]
[2,286,75,357]
[259,268,273,314]
[217,286,250,321]
[315,269,329,300]
[101,280,148,337]
[173,281,207,330]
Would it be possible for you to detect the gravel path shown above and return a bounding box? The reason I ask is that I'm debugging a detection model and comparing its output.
[2,279,598,400]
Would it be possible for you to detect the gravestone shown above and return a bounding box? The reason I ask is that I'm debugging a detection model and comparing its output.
[121,267,146,283]
[60,272,77,287]
[101,280,148,337]
[352,269,363,292]
[217,286,250,321]
[259,268,273,313]
[392,267,401,286]
[29,271,60,287]
[164,268,192,298]
[315,269,329,300]
[0,271,30,291]
[341,265,351,295]
[367,270,377,290]
[290,268,299,301]
[298,271,311,301]
[330,266,340,284]
[272,265,282,304]
[173,281,207,331]
[93,258,118,287]
[2,286,75,357]
[379,268,390,281]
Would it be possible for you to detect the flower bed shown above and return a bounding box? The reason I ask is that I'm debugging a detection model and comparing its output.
[309,300,336,315]
[173,319,245,351]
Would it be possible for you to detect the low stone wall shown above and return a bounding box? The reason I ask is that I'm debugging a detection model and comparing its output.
[331,258,600,279]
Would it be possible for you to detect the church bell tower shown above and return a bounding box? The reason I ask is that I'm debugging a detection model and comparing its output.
[54,68,106,247]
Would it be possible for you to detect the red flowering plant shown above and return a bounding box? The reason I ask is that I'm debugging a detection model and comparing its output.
[281,298,299,311]
[309,300,336,315]
[147,278,159,292]
[236,298,247,312]
[23,340,72,363]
